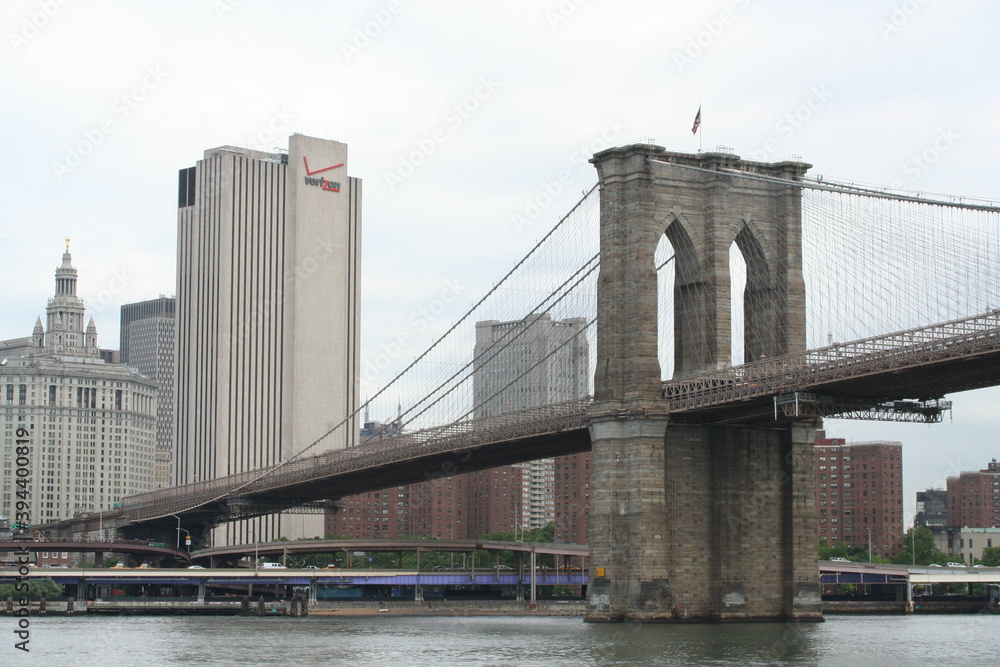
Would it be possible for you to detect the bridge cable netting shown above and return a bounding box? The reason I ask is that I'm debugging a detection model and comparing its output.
[123,159,1000,519]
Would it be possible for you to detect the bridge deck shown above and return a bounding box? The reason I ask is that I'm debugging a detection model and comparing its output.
[74,311,1000,528]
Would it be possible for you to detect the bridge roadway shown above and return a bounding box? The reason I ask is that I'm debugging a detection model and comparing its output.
[664,310,1000,424]
[818,560,1000,586]
[0,538,187,563]
[193,537,589,568]
[2,537,587,567]
[51,310,1000,534]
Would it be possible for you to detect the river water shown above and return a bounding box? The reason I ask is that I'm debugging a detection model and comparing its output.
[5,613,998,665]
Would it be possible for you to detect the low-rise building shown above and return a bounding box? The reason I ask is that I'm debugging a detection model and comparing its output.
[934,526,1000,564]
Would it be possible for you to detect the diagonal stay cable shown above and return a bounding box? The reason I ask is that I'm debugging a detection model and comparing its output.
[397,257,600,429]
[393,252,600,429]
[159,183,600,515]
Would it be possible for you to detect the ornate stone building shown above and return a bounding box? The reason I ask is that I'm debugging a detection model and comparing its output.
[0,244,157,529]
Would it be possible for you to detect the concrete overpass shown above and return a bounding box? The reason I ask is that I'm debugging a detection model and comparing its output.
[192,537,588,569]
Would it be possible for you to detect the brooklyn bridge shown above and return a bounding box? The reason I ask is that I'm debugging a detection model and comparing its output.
[47,145,1000,622]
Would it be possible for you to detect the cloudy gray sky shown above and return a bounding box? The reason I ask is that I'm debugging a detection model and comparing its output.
[2,0,997,523]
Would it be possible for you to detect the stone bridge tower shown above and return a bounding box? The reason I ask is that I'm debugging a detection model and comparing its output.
[586,144,822,622]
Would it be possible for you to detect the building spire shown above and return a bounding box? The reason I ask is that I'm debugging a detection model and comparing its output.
[45,244,92,356]
[32,317,43,347]
[86,316,98,351]
[55,240,78,297]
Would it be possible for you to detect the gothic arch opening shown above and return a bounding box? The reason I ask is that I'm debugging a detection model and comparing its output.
[655,233,675,380]
[733,224,777,363]
[658,217,708,378]
[729,240,747,366]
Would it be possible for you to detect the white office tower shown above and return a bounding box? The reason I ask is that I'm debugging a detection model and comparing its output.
[174,134,361,544]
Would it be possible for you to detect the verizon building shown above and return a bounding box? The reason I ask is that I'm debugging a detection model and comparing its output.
[174,134,361,543]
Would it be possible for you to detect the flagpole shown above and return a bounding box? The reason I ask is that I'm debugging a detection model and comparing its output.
[699,103,703,152]
[692,104,703,153]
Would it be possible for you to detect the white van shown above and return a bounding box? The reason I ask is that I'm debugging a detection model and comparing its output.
[259,562,286,569]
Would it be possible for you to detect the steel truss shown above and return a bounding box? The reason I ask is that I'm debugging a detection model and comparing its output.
[774,392,952,423]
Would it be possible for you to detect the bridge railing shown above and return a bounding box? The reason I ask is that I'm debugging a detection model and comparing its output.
[120,398,591,523]
[664,310,1000,411]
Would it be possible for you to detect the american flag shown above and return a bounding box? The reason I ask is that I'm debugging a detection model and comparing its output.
[691,106,701,135]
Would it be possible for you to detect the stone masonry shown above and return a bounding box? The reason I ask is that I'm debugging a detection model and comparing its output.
[585,144,822,622]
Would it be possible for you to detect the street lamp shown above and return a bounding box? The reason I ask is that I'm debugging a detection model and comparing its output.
[865,527,872,563]
[170,514,190,552]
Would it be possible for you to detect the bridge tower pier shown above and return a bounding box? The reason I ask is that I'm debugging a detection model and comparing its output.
[585,145,822,622]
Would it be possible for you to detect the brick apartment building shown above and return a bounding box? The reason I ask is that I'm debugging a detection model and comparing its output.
[327,314,592,543]
[946,459,1000,528]
[814,431,904,557]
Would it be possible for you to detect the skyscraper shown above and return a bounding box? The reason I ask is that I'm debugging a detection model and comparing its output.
[0,245,157,526]
[174,134,361,543]
[471,314,589,534]
[120,296,175,488]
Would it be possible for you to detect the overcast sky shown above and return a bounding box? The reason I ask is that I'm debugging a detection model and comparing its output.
[2,0,997,524]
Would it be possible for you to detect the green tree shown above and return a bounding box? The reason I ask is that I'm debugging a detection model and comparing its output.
[889,527,961,566]
[819,538,889,564]
[891,527,938,565]
[0,577,62,599]
[977,546,1000,566]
